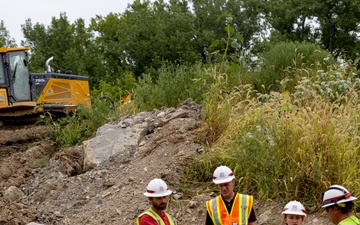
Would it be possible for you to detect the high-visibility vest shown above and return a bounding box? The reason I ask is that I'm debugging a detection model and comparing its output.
[339,215,360,225]
[206,193,253,225]
[136,208,177,225]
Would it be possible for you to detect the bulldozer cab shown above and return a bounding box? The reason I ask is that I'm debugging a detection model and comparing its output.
[0,46,31,103]
[9,49,31,101]
[0,46,91,123]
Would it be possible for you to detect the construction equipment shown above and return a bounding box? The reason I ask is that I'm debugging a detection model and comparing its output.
[0,46,91,124]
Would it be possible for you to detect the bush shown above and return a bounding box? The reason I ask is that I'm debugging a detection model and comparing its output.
[42,95,136,149]
[295,60,360,103]
[133,63,206,111]
[91,71,136,103]
[253,41,335,93]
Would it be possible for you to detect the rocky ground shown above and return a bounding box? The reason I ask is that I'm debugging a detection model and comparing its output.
[0,99,331,225]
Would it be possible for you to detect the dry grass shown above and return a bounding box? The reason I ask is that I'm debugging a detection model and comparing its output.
[185,62,360,209]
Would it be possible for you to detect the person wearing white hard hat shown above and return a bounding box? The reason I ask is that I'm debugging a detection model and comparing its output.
[206,165,257,225]
[282,200,307,225]
[322,184,359,225]
[136,178,177,225]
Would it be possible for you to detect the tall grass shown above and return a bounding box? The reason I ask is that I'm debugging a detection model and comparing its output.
[133,63,206,111]
[184,61,360,208]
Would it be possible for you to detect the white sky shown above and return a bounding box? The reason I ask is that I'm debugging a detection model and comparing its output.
[0,0,136,45]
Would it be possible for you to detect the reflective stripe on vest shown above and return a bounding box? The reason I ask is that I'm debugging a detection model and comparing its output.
[241,194,247,225]
[206,193,253,225]
[135,208,177,225]
[211,197,222,225]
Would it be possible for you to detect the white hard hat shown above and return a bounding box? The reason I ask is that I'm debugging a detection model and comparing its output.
[322,184,357,208]
[144,178,172,197]
[212,165,235,184]
[282,201,307,216]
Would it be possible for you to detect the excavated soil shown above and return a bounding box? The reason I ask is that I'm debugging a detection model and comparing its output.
[0,104,331,225]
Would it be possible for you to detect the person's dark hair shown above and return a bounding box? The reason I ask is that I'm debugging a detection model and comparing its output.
[335,201,354,214]
[325,205,334,212]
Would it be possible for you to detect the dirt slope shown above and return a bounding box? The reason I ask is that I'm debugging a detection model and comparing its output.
[0,100,330,225]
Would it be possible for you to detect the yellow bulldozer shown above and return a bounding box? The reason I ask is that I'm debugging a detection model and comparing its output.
[0,46,91,125]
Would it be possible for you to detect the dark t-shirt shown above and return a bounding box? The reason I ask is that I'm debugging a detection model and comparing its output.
[205,194,257,225]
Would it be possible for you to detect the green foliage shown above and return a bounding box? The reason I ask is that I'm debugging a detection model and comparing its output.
[17,0,360,89]
[91,72,136,103]
[43,100,120,148]
[133,63,206,111]
[313,0,360,58]
[199,65,256,144]
[184,61,360,206]
[200,70,233,144]
[22,13,105,87]
[208,14,244,66]
[89,13,128,83]
[254,41,335,93]
[191,0,263,59]
[0,20,16,47]
[262,0,360,60]
[198,18,262,144]
[262,0,315,42]
[295,60,360,102]
[106,0,201,77]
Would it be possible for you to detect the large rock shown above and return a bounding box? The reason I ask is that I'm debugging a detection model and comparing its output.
[82,98,202,171]
[3,186,24,203]
[83,114,149,171]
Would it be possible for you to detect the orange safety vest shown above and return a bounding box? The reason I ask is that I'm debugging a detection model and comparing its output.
[206,193,253,225]
[136,208,177,225]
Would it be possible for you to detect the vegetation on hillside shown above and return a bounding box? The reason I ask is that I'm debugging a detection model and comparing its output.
[1,0,360,210]
[185,59,360,207]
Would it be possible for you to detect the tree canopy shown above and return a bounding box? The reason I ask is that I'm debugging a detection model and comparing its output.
[0,0,358,88]
[0,20,16,47]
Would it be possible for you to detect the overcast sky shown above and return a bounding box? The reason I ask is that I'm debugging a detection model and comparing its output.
[1,0,137,45]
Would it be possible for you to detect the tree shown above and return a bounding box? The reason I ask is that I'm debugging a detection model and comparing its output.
[21,13,103,87]
[190,0,264,61]
[21,19,49,72]
[22,14,75,72]
[117,0,200,76]
[263,0,360,60]
[0,20,16,47]
[263,0,315,42]
[89,13,127,82]
[313,0,360,58]
[89,0,202,78]
[62,18,102,82]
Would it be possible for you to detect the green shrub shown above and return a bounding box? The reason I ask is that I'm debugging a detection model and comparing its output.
[43,98,126,148]
[295,60,360,102]
[133,63,206,111]
[91,71,136,103]
[253,41,335,93]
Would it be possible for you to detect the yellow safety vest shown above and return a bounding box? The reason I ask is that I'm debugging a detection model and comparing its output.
[136,208,177,225]
[206,193,253,225]
[339,215,360,225]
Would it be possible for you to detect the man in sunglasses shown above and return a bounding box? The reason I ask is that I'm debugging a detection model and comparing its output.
[322,184,359,225]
